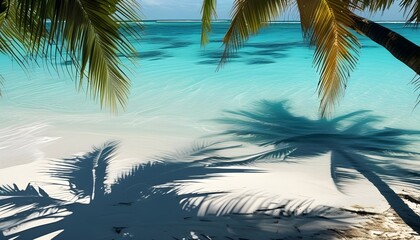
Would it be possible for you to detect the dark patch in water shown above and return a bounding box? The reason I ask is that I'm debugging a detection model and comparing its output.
[144,36,172,44]
[149,57,166,61]
[136,51,165,58]
[118,51,172,60]
[210,39,223,43]
[160,41,192,49]
[196,59,220,65]
[246,42,304,50]
[362,45,380,49]
[61,60,73,66]
[138,51,164,58]
[246,58,276,65]
[194,39,302,64]
[243,50,289,59]
[200,51,241,59]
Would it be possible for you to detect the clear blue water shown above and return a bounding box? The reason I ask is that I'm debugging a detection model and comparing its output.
[0,22,419,168]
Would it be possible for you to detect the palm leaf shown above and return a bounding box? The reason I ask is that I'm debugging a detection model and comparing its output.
[350,0,419,24]
[350,0,394,12]
[308,0,360,117]
[296,0,319,40]
[0,0,33,68]
[10,0,141,112]
[201,0,217,46]
[0,1,7,51]
[401,0,420,23]
[219,0,289,68]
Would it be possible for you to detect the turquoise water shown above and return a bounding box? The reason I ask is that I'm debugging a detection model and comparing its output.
[0,22,419,168]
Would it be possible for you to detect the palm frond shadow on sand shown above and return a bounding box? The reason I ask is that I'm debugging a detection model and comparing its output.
[215,100,420,233]
[1,141,359,240]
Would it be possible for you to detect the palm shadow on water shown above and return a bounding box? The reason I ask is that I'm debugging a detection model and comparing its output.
[1,141,361,239]
[214,100,420,233]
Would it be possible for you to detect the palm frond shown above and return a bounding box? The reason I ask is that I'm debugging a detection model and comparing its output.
[351,0,419,24]
[0,0,6,13]
[401,0,420,23]
[0,0,33,68]
[296,0,319,40]
[0,1,7,48]
[413,75,420,107]
[309,0,360,117]
[201,0,217,46]
[349,0,394,12]
[350,0,419,25]
[219,0,289,68]
[11,0,141,112]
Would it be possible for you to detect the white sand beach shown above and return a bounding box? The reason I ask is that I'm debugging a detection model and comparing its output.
[0,118,419,239]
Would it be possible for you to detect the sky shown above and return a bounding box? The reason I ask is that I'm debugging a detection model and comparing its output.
[139,0,407,21]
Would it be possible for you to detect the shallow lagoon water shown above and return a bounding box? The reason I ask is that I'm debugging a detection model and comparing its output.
[0,22,420,239]
[0,22,419,170]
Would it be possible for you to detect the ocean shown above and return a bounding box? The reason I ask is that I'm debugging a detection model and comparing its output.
[0,21,420,239]
[0,21,419,169]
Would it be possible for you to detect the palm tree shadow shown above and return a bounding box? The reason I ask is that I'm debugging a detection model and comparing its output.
[1,141,360,239]
[214,100,420,232]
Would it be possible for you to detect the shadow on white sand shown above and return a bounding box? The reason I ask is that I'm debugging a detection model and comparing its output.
[1,100,419,239]
[1,141,361,240]
[213,100,420,233]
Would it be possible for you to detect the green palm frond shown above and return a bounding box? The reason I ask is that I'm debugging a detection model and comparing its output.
[219,0,289,68]
[350,0,419,23]
[0,0,6,13]
[0,0,32,66]
[6,0,141,112]
[350,0,394,11]
[401,0,420,23]
[0,0,6,34]
[201,0,217,46]
[308,0,360,117]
